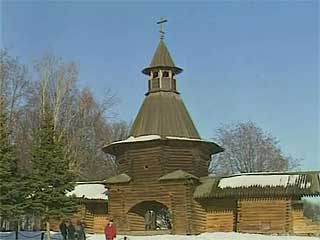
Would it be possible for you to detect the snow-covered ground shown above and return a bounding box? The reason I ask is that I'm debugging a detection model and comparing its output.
[1,232,319,240]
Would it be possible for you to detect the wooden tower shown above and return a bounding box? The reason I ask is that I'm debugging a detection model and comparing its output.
[103,28,223,234]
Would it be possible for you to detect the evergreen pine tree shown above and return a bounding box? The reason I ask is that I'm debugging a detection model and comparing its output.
[30,107,77,240]
[0,100,29,229]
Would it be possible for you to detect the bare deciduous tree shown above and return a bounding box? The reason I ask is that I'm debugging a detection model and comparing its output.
[0,50,30,172]
[1,51,129,181]
[67,88,129,180]
[210,122,300,176]
[29,54,129,180]
[0,49,28,131]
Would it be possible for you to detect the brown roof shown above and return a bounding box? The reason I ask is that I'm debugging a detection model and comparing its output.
[150,39,175,68]
[142,40,183,75]
[193,177,219,198]
[129,92,201,139]
[105,173,131,184]
[194,171,320,199]
[159,170,199,181]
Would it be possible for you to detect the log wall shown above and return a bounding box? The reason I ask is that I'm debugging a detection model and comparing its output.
[130,146,164,183]
[191,200,206,233]
[237,198,290,234]
[163,146,194,174]
[206,210,234,232]
[204,199,236,232]
[117,142,211,179]
[127,212,145,231]
[93,215,108,233]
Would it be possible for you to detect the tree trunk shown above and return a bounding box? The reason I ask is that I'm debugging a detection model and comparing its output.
[46,221,51,240]
[15,220,19,240]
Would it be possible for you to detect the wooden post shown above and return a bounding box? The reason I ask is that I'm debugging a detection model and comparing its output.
[286,198,292,234]
[234,199,239,232]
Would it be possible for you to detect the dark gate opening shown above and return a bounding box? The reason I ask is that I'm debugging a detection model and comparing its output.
[128,201,171,231]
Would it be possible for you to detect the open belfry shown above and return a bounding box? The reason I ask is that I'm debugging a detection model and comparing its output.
[101,21,320,235]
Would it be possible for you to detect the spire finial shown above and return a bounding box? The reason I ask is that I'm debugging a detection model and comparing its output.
[157,17,167,40]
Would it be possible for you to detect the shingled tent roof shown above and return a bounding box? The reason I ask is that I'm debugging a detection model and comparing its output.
[142,39,183,75]
[151,39,175,68]
[129,92,200,139]
[194,171,320,199]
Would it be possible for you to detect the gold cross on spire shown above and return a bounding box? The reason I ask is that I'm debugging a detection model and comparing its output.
[157,17,168,40]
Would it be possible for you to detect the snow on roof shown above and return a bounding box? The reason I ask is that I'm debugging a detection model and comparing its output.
[110,135,161,145]
[195,172,320,199]
[67,183,107,200]
[108,135,214,146]
[218,174,311,189]
[166,136,202,141]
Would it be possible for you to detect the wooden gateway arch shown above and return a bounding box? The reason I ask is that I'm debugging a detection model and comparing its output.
[103,29,320,235]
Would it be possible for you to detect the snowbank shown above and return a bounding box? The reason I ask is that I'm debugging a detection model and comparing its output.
[111,135,161,144]
[108,135,213,146]
[87,232,319,240]
[1,232,318,240]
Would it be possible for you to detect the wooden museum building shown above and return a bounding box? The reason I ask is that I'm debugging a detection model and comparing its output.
[84,28,320,235]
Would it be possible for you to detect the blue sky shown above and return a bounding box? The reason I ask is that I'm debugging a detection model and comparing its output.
[1,1,319,170]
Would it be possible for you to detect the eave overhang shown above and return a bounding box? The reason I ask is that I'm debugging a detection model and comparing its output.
[102,135,224,157]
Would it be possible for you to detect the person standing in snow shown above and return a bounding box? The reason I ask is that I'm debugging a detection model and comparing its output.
[104,219,117,240]
[67,220,76,240]
[59,220,67,240]
[75,220,86,240]
[145,211,152,230]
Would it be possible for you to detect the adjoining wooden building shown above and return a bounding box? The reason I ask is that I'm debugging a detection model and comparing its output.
[67,182,108,233]
[194,172,320,235]
[102,33,320,235]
